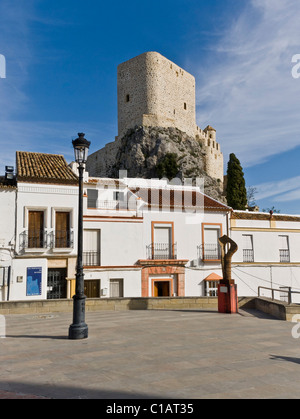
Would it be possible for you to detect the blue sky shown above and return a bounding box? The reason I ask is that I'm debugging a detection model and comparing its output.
[1,0,300,214]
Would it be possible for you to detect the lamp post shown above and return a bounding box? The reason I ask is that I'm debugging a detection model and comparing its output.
[68,133,90,340]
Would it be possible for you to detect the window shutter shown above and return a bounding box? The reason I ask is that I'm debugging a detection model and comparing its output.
[243,235,253,250]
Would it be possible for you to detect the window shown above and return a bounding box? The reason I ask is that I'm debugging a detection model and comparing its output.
[201,224,222,260]
[243,235,254,262]
[28,211,45,248]
[205,281,219,297]
[110,279,124,298]
[279,235,290,262]
[55,212,71,248]
[83,229,100,266]
[184,102,187,110]
[87,189,98,208]
[148,222,176,260]
[153,224,173,259]
[126,94,130,102]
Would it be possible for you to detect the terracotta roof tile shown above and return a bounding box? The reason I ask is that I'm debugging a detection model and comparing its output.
[232,211,300,222]
[16,151,78,185]
[204,273,223,281]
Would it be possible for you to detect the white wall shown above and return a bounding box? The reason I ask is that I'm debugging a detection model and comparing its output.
[9,258,48,301]
[16,182,78,256]
[84,268,141,298]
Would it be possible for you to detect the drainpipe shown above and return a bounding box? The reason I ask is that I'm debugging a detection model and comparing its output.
[6,266,11,301]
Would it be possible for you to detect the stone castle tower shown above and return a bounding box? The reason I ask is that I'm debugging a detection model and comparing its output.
[87,51,224,182]
[117,52,223,181]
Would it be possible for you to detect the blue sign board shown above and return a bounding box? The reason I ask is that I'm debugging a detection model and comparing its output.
[26,267,42,296]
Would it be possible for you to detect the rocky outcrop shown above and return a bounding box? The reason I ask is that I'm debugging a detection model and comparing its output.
[86,126,226,203]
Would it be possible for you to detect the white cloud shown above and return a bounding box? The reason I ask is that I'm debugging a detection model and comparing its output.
[275,188,300,202]
[193,0,300,167]
[255,175,300,200]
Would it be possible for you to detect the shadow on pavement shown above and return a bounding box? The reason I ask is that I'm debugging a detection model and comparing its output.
[6,335,67,340]
[270,355,300,365]
[0,381,163,399]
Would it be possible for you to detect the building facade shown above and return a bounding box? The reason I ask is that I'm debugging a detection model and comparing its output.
[2,151,300,304]
[230,211,300,304]
[82,176,230,299]
[0,152,79,301]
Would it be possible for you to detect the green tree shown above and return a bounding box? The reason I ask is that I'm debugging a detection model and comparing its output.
[156,153,179,180]
[226,153,247,210]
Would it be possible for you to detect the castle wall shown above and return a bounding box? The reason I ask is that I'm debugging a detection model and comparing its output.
[117,51,197,139]
[195,126,224,182]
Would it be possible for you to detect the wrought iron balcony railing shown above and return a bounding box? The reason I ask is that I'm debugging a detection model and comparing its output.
[20,230,74,250]
[146,243,177,260]
[198,244,221,261]
[279,249,290,263]
[19,230,47,250]
[243,249,254,262]
[51,230,74,249]
[83,251,101,266]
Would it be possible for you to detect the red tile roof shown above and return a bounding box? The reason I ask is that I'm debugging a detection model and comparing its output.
[232,211,300,222]
[16,151,78,185]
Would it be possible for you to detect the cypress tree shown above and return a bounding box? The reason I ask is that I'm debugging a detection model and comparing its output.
[226,153,247,210]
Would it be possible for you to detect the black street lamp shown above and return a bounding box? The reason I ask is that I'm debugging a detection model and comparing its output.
[69,133,91,340]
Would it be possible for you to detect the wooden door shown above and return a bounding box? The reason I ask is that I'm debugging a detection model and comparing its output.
[28,211,44,248]
[84,280,100,298]
[55,212,70,248]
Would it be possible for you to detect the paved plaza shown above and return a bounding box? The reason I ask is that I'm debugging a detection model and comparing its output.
[1,308,300,399]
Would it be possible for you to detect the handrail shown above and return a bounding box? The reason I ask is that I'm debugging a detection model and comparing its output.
[258,286,300,305]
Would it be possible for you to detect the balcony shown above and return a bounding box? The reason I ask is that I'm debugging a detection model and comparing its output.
[280,249,290,263]
[83,251,101,266]
[19,230,74,252]
[198,244,221,261]
[51,230,74,249]
[243,249,254,262]
[19,230,47,251]
[147,243,177,260]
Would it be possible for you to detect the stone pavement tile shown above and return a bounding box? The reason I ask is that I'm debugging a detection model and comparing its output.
[0,389,48,399]
[1,310,300,399]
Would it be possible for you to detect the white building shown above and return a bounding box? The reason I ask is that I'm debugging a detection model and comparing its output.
[230,210,300,304]
[82,176,230,299]
[0,167,16,301]
[1,151,79,301]
[2,150,300,305]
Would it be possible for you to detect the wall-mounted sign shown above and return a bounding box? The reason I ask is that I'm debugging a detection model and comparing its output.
[27,267,42,296]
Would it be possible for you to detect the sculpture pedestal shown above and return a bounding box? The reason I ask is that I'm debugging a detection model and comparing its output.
[218,281,238,314]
